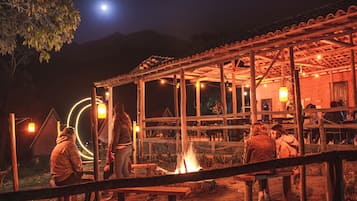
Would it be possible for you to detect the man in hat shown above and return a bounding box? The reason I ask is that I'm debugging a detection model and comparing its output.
[50,127,83,186]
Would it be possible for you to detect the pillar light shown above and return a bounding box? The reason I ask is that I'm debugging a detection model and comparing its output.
[97,103,107,119]
[28,122,36,133]
[279,86,289,102]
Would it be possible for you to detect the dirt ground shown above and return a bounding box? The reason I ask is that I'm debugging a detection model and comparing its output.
[101,175,326,201]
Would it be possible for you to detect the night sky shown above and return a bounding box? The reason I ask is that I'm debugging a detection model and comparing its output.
[73,0,338,43]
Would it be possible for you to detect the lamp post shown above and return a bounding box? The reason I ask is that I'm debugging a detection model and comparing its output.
[8,113,36,191]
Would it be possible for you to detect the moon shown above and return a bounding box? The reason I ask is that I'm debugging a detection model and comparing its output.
[100,3,108,12]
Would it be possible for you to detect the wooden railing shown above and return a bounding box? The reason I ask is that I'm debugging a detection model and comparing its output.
[0,150,356,201]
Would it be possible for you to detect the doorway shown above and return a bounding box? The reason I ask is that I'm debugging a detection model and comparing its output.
[261,98,272,122]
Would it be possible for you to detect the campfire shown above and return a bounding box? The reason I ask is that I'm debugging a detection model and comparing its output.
[175,143,201,174]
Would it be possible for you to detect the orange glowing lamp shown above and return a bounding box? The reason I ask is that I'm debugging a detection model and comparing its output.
[97,103,107,119]
[28,122,36,133]
[279,86,289,102]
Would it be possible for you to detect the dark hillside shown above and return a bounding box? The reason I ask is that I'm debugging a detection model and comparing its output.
[29,30,194,120]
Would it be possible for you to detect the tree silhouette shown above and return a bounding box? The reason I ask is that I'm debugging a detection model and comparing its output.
[0,0,80,169]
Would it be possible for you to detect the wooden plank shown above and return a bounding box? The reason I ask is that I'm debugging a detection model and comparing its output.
[131,163,157,169]
[114,186,191,196]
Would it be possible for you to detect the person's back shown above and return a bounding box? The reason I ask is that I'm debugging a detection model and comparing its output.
[245,134,276,164]
[50,127,82,186]
[244,123,275,201]
[276,134,299,158]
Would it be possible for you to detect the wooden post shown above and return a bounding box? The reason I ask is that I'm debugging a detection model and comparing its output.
[244,181,253,201]
[173,75,180,153]
[133,121,137,164]
[231,60,237,117]
[90,87,100,200]
[350,34,357,107]
[249,51,257,123]
[180,69,188,154]
[9,113,18,192]
[219,64,228,141]
[196,80,201,138]
[290,46,306,201]
[137,80,145,159]
[319,118,327,150]
[334,157,344,201]
[241,85,246,118]
[107,87,113,152]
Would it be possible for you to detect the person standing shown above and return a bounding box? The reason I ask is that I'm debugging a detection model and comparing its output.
[109,103,133,179]
[50,127,83,186]
[271,124,299,200]
[243,122,276,201]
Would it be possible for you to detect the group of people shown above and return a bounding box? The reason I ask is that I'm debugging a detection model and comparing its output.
[243,122,299,201]
[50,103,133,190]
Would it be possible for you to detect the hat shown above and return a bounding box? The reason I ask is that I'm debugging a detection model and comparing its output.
[60,127,75,136]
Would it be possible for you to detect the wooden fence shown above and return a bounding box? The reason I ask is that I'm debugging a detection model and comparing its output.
[0,150,356,201]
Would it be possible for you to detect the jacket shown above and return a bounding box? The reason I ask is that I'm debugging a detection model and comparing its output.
[244,133,276,174]
[276,134,299,158]
[50,134,82,183]
[111,123,132,153]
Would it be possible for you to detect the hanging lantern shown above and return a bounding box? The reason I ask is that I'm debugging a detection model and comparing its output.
[28,122,36,133]
[279,86,289,102]
[97,103,107,119]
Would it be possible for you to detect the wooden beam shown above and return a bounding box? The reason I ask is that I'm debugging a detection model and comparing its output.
[195,80,201,137]
[350,34,357,107]
[90,87,100,200]
[107,86,113,156]
[289,47,306,201]
[256,49,282,87]
[219,64,228,141]
[173,75,180,153]
[180,69,188,154]
[249,51,257,123]
[320,39,354,48]
[231,60,237,116]
[137,80,146,159]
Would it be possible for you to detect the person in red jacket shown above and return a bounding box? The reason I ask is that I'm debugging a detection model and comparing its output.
[244,122,276,201]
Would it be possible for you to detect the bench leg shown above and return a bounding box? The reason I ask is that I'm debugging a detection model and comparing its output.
[168,195,177,201]
[244,181,253,201]
[282,176,292,201]
[118,192,125,201]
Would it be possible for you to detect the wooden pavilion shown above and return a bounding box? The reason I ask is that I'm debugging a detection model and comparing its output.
[94,5,357,158]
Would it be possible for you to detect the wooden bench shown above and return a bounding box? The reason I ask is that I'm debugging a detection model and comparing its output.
[113,186,191,201]
[131,163,157,177]
[234,171,293,201]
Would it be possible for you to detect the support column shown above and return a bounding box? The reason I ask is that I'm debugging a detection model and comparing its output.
[231,60,237,117]
[107,87,113,151]
[220,64,228,141]
[137,80,145,159]
[242,85,246,118]
[196,80,201,137]
[173,75,180,153]
[9,113,18,191]
[350,34,357,107]
[180,69,188,154]
[289,46,306,201]
[249,51,257,123]
[90,87,100,200]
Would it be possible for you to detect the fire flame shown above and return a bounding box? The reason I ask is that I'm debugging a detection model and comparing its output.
[175,143,201,174]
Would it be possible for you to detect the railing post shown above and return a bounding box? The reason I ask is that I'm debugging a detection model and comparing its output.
[333,157,344,201]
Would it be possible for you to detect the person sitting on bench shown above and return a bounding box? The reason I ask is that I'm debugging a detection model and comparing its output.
[243,122,276,201]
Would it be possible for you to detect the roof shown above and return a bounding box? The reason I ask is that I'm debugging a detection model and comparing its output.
[30,108,61,155]
[94,4,357,88]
